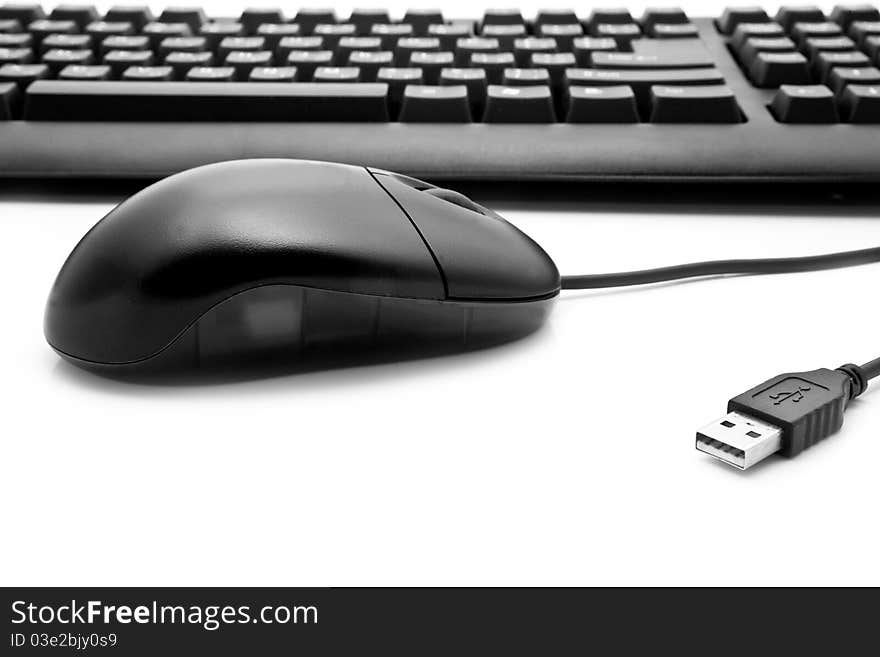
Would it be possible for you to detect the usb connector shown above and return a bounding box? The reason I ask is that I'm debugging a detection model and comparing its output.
[696,411,783,470]
[696,365,869,470]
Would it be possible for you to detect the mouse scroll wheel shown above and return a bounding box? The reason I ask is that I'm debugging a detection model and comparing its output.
[423,188,492,217]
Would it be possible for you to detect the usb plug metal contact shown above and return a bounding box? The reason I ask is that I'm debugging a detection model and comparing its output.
[696,411,783,470]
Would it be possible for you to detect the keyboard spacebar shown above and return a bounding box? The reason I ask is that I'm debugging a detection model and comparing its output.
[24,81,391,122]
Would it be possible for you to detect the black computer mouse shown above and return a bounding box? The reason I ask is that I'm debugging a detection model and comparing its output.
[44,159,560,375]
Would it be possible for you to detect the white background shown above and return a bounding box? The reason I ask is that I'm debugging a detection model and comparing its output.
[2,2,880,586]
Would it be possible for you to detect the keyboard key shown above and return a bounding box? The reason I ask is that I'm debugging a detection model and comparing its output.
[370,23,413,49]
[84,21,136,43]
[790,21,843,44]
[164,50,213,78]
[285,50,333,80]
[312,65,360,82]
[158,36,206,56]
[99,35,148,54]
[483,84,555,122]
[0,18,21,33]
[650,84,741,122]
[402,9,443,35]
[25,80,391,121]
[218,36,265,59]
[775,6,825,30]
[40,33,92,54]
[143,22,192,49]
[248,65,297,81]
[831,4,880,29]
[337,36,381,60]
[122,65,173,81]
[838,82,880,121]
[376,66,422,113]
[749,51,811,86]
[0,3,45,25]
[396,36,440,61]
[531,52,576,87]
[49,5,99,29]
[27,20,77,48]
[771,84,839,121]
[313,23,356,50]
[587,9,633,26]
[848,20,880,45]
[740,37,797,65]
[482,9,525,26]
[0,79,19,117]
[348,50,393,81]
[409,51,452,83]
[58,63,110,79]
[255,23,300,49]
[470,52,514,83]
[158,7,207,31]
[650,23,699,38]
[481,24,526,49]
[0,47,33,64]
[0,33,31,51]
[513,37,557,65]
[199,22,244,49]
[240,8,284,35]
[717,7,770,34]
[537,23,582,50]
[591,51,715,69]
[564,84,638,122]
[641,7,689,29]
[815,50,871,81]
[827,65,880,92]
[427,23,473,50]
[803,36,857,58]
[0,33,29,51]
[185,65,234,81]
[102,49,153,77]
[572,37,617,66]
[731,22,785,49]
[503,67,549,86]
[455,37,499,65]
[866,35,880,57]
[226,50,273,79]
[592,23,642,49]
[440,66,487,113]
[0,61,46,88]
[103,6,153,31]
[565,67,725,102]
[400,84,471,121]
[277,36,324,59]
[41,48,94,74]
[535,9,579,26]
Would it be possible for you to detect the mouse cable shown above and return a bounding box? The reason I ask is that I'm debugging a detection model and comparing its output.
[559,243,880,471]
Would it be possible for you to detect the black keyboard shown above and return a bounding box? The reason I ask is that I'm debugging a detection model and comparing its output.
[1,4,879,181]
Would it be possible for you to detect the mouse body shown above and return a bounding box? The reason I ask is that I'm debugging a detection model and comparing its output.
[45,159,560,373]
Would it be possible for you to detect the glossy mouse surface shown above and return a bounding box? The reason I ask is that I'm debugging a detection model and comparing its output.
[45,159,560,373]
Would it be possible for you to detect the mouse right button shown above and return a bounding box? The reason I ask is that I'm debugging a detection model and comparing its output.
[373,173,560,301]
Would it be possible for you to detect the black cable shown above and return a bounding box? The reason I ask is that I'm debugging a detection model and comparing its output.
[560,244,880,382]
[560,245,880,290]
[861,356,880,381]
